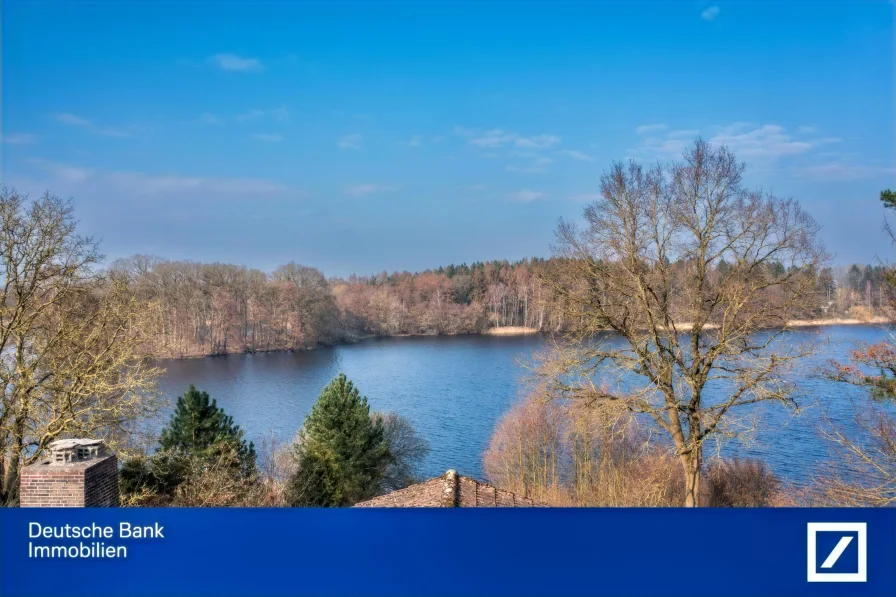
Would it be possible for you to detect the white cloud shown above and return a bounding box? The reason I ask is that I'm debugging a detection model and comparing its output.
[558,149,594,162]
[29,159,288,196]
[1,132,37,145]
[508,157,553,174]
[632,131,694,157]
[37,162,94,184]
[405,135,423,147]
[709,123,815,158]
[253,133,284,142]
[195,112,224,126]
[629,122,872,183]
[451,125,477,138]
[93,128,133,139]
[469,130,515,148]
[701,6,720,21]
[468,129,561,149]
[338,134,362,150]
[54,113,135,138]
[234,106,289,124]
[631,123,837,162]
[509,189,545,203]
[209,53,264,73]
[107,172,287,195]
[635,123,668,135]
[236,109,265,122]
[344,183,397,197]
[331,110,371,121]
[515,134,561,149]
[792,162,896,182]
[56,113,92,127]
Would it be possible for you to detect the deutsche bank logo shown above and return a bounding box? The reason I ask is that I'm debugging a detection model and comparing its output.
[807,523,867,582]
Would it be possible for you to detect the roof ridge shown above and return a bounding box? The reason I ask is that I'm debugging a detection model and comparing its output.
[441,469,459,507]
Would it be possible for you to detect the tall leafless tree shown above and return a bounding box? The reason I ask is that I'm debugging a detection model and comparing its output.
[1,189,161,505]
[543,139,828,506]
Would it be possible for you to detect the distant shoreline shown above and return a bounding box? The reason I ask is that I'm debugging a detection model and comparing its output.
[155,318,892,361]
[670,317,892,332]
[788,317,892,327]
[484,318,894,336]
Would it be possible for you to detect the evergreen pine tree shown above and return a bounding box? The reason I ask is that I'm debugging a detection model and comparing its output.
[287,374,390,506]
[159,385,256,477]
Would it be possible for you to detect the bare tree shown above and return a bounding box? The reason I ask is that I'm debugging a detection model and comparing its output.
[272,262,340,347]
[813,399,896,507]
[483,389,681,507]
[483,393,564,500]
[373,412,430,492]
[544,139,827,506]
[817,188,896,506]
[0,189,161,505]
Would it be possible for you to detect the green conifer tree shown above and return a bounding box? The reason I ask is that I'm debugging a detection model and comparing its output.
[159,385,256,477]
[287,374,390,506]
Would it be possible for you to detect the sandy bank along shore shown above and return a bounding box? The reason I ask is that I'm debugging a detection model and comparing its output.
[656,317,892,332]
[484,326,541,336]
[486,318,892,336]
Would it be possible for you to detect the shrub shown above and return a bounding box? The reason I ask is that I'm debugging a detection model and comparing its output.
[704,458,781,507]
[374,412,430,493]
[483,391,782,507]
[120,450,191,506]
[484,392,681,506]
[120,386,259,506]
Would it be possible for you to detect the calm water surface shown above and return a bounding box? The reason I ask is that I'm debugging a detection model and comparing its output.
[157,325,894,484]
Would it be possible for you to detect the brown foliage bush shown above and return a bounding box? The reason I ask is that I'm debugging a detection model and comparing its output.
[484,392,784,507]
[483,393,678,506]
[121,443,287,508]
[848,305,873,322]
[704,458,781,507]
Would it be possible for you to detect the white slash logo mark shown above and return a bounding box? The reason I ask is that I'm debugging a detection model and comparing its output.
[807,522,867,582]
[820,536,853,569]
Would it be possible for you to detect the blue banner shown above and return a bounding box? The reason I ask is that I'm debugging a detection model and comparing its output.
[1,508,894,597]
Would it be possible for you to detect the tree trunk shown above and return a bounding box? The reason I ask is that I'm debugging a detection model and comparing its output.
[2,425,25,506]
[3,457,20,506]
[680,448,702,507]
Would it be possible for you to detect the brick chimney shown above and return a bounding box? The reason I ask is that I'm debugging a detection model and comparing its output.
[20,439,119,507]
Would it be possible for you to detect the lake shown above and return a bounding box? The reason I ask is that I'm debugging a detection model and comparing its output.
[157,324,894,485]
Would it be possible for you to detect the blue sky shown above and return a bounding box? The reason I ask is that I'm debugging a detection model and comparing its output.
[2,1,894,277]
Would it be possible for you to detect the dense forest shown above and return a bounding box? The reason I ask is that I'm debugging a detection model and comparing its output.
[109,255,890,359]
[112,256,558,357]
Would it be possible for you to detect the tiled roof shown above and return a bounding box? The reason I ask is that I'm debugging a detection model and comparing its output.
[354,469,542,507]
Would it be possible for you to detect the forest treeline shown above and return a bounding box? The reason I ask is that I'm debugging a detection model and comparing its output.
[112,256,557,357]
[110,254,890,359]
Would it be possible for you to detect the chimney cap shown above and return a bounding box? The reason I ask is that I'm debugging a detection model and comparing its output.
[48,438,105,450]
[48,438,108,464]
